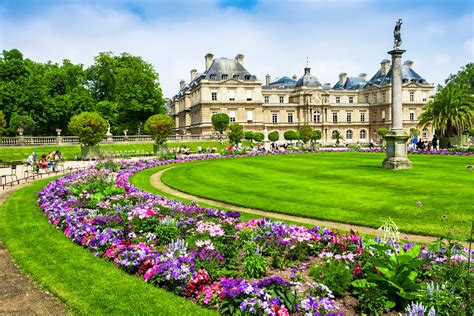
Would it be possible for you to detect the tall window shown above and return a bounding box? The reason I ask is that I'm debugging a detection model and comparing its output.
[373,111,377,122]
[364,94,369,103]
[409,110,415,121]
[332,112,338,123]
[228,90,235,101]
[346,130,353,140]
[272,113,278,124]
[346,112,352,123]
[335,96,340,104]
[314,111,321,123]
[360,129,366,139]
[279,96,284,103]
[246,90,253,101]
[382,110,386,121]
[247,110,253,122]
[373,93,377,103]
[287,112,293,123]
[229,110,236,123]
[422,92,427,102]
[382,92,386,102]
[264,95,269,103]
[409,91,415,102]
[211,92,217,101]
[360,112,366,122]
[349,96,354,104]
[221,74,228,80]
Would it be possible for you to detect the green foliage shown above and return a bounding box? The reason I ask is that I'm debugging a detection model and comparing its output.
[244,131,254,141]
[0,110,6,137]
[309,261,353,297]
[211,113,229,134]
[8,113,35,134]
[95,101,119,133]
[377,128,388,137]
[352,279,393,315]
[144,114,174,145]
[284,130,298,141]
[469,128,474,136]
[415,282,463,316]
[332,130,344,145]
[268,131,279,142]
[227,123,244,145]
[242,254,267,278]
[298,125,313,144]
[364,244,423,309]
[409,128,420,137]
[68,112,107,146]
[153,218,179,246]
[311,129,322,141]
[252,131,264,142]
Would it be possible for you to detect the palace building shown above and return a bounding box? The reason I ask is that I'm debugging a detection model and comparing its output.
[169,53,435,145]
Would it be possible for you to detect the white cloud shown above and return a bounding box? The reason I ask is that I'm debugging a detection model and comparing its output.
[0,2,471,97]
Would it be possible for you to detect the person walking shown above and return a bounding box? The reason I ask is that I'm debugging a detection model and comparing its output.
[432,135,438,151]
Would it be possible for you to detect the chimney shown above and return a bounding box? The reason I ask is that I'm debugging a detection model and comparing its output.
[265,74,271,86]
[235,54,244,65]
[380,59,390,76]
[190,69,197,81]
[359,73,367,80]
[179,80,185,90]
[205,53,214,71]
[292,74,298,80]
[338,72,347,86]
[404,60,414,68]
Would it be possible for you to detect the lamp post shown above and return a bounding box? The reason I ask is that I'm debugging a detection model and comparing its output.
[382,19,412,170]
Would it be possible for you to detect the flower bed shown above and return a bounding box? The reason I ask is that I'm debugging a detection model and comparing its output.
[359,148,473,156]
[37,156,472,315]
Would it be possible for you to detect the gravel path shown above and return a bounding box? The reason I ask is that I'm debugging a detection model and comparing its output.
[150,167,441,244]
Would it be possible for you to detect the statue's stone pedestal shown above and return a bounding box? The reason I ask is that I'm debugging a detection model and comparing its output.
[382,132,412,169]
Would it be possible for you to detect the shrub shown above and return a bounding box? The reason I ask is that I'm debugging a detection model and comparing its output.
[298,125,313,144]
[377,128,389,138]
[352,279,393,315]
[144,114,174,145]
[309,260,353,297]
[154,217,179,245]
[253,132,264,142]
[268,131,279,142]
[242,254,267,278]
[311,130,322,141]
[244,131,254,142]
[227,123,244,145]
[284,130,298,142]
[415,282,463,316]
[211,113,229,135]
[68,112,107,146]
[469,128,474,137]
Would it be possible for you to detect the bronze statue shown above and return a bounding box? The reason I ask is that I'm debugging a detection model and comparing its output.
[394,19,402,48]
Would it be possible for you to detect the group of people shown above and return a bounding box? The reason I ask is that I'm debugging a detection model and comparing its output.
[26,151,63,172]
[409,135,438,151]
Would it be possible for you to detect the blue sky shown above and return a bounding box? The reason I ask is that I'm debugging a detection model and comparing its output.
[1,0,473,97]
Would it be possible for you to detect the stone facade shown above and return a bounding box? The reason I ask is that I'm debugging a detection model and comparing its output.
[169,53,435,145]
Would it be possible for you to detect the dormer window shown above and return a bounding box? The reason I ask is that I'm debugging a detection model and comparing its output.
[244,75,251,80]
[221,74,228,80]
[233,75,240,79]
[210,74,216,80]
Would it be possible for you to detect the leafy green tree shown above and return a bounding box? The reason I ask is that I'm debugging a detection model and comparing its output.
[311,130,322,141]
[284,130,298,142]
[469,128,474,137]
[268,131,279,142]
[244,131,254,142]
[144,114,174,146]
[419,83,473,137]
[68,112,107,146]
[87,52,165,133]
[332,130,344,145]
[8,113,35,134]
[211,113,229,135]
[409,128,420,137]
[95,101,119,133]
[298,125,313,144]
[227,123,244,145]
[377,128,389,138]
[0,110,6,138]
[253,132,264,142]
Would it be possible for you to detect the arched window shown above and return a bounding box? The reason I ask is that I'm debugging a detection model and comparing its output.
[233,74,240,79]
[360,129,367,139]
[346,130,353,140]
[313,111,321,123]
[221,74,228,80]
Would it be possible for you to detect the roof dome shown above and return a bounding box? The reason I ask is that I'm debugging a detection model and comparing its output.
[295,67,321,87]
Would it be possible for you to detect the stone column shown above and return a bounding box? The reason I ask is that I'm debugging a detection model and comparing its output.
[382,49,412,169]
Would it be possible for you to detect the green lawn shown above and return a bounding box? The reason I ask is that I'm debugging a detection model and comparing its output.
[0,178,214,315]
[161,152,474,237]
[0,141,239,162]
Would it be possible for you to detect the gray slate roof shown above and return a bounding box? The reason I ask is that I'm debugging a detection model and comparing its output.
[333,77,367,90]
[365,64,427,87]
[295,67,321,88]
[203,58,256,80]
[265,76,296,88]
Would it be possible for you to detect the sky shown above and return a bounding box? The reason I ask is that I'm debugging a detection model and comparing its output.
[0,0,473,98]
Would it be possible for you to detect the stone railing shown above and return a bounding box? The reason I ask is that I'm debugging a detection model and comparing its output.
[0,134,226,147]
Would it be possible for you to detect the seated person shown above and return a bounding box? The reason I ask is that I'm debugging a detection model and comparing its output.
[26,152,39,171]
[38,154,49,172]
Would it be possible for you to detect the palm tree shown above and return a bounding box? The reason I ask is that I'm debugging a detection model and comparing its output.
[419,83,474,137]
[332,130,344,145]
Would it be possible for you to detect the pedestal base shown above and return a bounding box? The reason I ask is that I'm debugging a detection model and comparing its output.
[382,132,412,170]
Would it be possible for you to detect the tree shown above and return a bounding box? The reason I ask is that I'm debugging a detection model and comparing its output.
[253,132,264,142]
[418,83,473,137]
[227,123,244,145]
[68,112,107,146]
[244,131,254,142]
[144,114,174,146]
[0,111,6,138]
[95,101,119,133]
[332,130,344,145]
[298,125,313,144]
[469,128,474,137]
[409,128,420,137]
[311,130,322,142]
[284,130,298,143]
[268,131,279,142]
[8,113,35,134]
[212,113,229,135]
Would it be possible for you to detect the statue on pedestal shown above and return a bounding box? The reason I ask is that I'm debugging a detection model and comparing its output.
[393,19,402,49]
